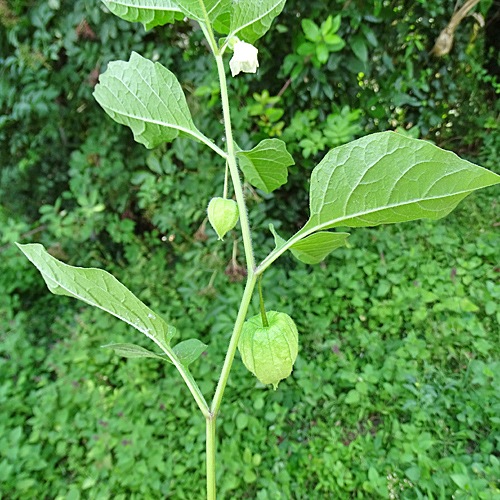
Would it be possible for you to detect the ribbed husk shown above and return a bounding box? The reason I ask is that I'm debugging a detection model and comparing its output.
[238,311,298,389]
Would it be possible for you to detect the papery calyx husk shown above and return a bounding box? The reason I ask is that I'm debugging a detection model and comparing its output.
[238,311,298,389]
[207,197,239,240]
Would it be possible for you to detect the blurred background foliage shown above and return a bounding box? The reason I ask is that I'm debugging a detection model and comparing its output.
[1,0,500,498]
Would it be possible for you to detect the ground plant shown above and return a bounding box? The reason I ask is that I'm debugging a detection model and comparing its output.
[13,0,500,498]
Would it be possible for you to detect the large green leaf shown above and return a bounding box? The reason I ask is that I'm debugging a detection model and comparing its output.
[259,132,500,271]
[302,132,500,233]
[237,139,294,193]
[93,52,212,150]
[174,0,231,24]
[102,0,182,30]
[228,0,287,44]
[16,243,175,355]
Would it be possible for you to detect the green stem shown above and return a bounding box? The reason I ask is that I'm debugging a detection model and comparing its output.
[158,342,210,419]
[206,415,216,500]
[215,53,256,273]
[211,274,257,416]
[196,7,258,499]
[258,275,269,327]
[223,162,229,199]
[198,9,219,55]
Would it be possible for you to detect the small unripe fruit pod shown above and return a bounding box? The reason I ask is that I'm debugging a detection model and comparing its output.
[207,197,239,241]
[238,311,298,389]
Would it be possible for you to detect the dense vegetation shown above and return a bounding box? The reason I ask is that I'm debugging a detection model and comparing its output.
[1,0,500,498]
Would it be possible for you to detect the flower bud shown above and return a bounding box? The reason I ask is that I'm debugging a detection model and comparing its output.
[238,311,298,389]
[229,41,259,77]
[207,197,239,240]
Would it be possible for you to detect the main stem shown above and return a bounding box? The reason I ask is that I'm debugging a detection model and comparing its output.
[215,54,255,273]
[199,14,259,498]
[206,415,216,499]
[211,53,257,414]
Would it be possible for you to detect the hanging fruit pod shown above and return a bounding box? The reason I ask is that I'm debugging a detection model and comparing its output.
[207,197,239,240]
[238,311,298,389]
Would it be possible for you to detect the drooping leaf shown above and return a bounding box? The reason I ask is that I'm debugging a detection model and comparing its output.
[102,343,170,360]
[269,223,286,252]
[301,132,500,234]
[237,139,294,193]
[228,0,287,44]
[93,52,211,150]
[173,339,208,366]
[173,0,231,24]
[16,243,176,355]
[289,232,349,265]
[102,0,182,30]
[269,225,348,264]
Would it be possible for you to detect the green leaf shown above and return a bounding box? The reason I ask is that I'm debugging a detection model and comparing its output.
[260,132,500,272]
[16,243,176,355]
[451,474,470,490]
[290,232,349,264]
[301,132,500,234]
[101,343,170,360]
[316,43,329,64]
[173,339,208,366]
[325,35,345,52]
[228,0,287,44]
[269,225,347,264]
[345,389,360,404]
[174,0,230,23]
[351,35,368,62]
[405,466,421,483]
[237,139,294,193]
[368,467,379,482]
[269,223,287,252]
[330,14,341,34]
[102,0,182,30]
[93,52,211,150]
[302,19,321,42]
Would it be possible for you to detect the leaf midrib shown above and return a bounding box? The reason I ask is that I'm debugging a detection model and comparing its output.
[41,264,163,338]
[107,0,182,12]
[99,103,213,147]
[259,187,483,272]
[229,0,283,37]
[310,187,479,230]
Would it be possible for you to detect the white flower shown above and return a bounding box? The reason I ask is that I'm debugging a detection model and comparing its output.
[229,41,259,77]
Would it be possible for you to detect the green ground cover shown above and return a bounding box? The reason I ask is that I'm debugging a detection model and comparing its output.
[2,191,500,499]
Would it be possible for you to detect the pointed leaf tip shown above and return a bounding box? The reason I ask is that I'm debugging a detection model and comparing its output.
[303,131,500,232]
